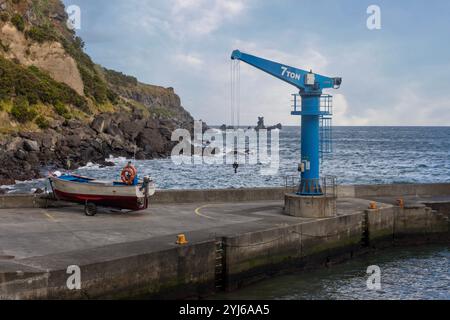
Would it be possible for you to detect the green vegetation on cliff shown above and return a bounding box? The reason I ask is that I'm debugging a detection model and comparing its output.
[0,55,87,126]
[25,24,59,43]
[0,55,87,109]
[0,0,193,132]
[103,68,138,88]
[10,97,37,123]
[2,0,116,105]
[11,13,24,31]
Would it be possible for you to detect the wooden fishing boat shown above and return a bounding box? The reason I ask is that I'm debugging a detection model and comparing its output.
[48,165,155,216]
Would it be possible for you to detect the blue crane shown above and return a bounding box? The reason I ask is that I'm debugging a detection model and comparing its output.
[231,50,342,196]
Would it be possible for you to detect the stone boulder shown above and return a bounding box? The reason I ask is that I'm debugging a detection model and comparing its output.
[91,115,111,134]
[137,128,167,154]
[119,119,146,141]
[23,139,40,152]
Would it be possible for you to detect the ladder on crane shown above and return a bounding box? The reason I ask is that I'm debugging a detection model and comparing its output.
[292,94,333,160]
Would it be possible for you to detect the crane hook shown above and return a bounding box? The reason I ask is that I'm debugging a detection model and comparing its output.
[233,162,239,174]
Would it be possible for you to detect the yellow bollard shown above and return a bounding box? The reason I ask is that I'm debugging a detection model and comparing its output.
[369,201,378,210]
[176,234,188,245]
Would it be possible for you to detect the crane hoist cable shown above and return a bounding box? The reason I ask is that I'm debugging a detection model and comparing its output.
[230,59,241,129]
[230,59,241,173]
[230,59,234,128]
[237,60,241,128]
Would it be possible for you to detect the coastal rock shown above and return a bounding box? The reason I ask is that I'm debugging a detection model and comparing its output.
[0,178,15,185]
[80,147,100,163]
[67,119,83,130]
[23,139,40,152]
[49,120,63,131]
[65,135,82,148]
[256,117,266,130]
[106,123,121,136]
[98,160,115,168]
[91,116,109,133]
[14,149,27,160]
[27,152,39,165]
[34,188,44,194]
[132,108,144,120]
[137,128,166,154]
[91,115,111,133]
[159,127,173,139]
[120,119,146,141]
[6,137,23,152]
[267,123,282,131]
[42,134,58,150]
[255,117,282,131]
[145,118,158,129]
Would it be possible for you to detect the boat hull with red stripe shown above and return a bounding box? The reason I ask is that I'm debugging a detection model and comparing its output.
[49,174,155,211]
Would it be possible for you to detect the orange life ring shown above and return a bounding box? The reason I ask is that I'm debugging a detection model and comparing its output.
[121,165,137,185]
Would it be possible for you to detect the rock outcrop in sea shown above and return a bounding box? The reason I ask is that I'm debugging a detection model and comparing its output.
[255,117,282,131]
[219,117,282,132]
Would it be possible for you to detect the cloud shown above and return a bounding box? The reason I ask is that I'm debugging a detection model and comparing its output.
[364,85,450,126]
[333,80,450,126]
[93,0,247,41]
[173,0,203,11]
[171,0,247,38]
[333,94,369,126]
[68,0,450,127]
[172,53,203,68]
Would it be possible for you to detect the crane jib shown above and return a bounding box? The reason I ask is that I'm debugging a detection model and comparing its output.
[281,66,301,81]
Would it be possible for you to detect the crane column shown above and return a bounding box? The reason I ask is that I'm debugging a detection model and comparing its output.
[299,94,322,195]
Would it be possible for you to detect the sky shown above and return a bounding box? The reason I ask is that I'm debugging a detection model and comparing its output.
[63,0,450,126]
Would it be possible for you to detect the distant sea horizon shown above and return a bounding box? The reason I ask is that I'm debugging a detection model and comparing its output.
[209,125,450,128]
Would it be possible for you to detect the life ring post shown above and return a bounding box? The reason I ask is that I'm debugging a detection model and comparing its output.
[121,162,137,185]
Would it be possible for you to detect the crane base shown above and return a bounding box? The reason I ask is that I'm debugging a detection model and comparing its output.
[284,193,336,218]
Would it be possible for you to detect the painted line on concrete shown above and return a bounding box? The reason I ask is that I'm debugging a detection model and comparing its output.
[44,211,57,222]
[194,205,218,220]
[194,204,246,223]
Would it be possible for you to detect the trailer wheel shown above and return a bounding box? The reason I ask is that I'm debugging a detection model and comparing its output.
[85,202,97,216]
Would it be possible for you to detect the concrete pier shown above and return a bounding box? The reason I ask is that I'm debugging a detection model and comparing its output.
[0,183,448,299]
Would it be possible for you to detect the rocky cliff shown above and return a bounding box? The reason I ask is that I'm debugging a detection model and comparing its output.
[0,0,195,184]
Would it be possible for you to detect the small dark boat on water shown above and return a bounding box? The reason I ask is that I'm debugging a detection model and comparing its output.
[49,162,156,216]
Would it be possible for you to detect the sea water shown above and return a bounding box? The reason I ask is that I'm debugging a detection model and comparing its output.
[4,126,449,193]
[213,245,449,300]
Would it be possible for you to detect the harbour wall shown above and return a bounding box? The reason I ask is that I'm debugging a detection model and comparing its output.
[1,237,217,300]
[0,183,449,299]
[221,204,448,291]
[1,183,450,208]
[3,202,446,299]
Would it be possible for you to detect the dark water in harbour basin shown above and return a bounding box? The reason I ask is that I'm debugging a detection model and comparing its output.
[213,245,449,300]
